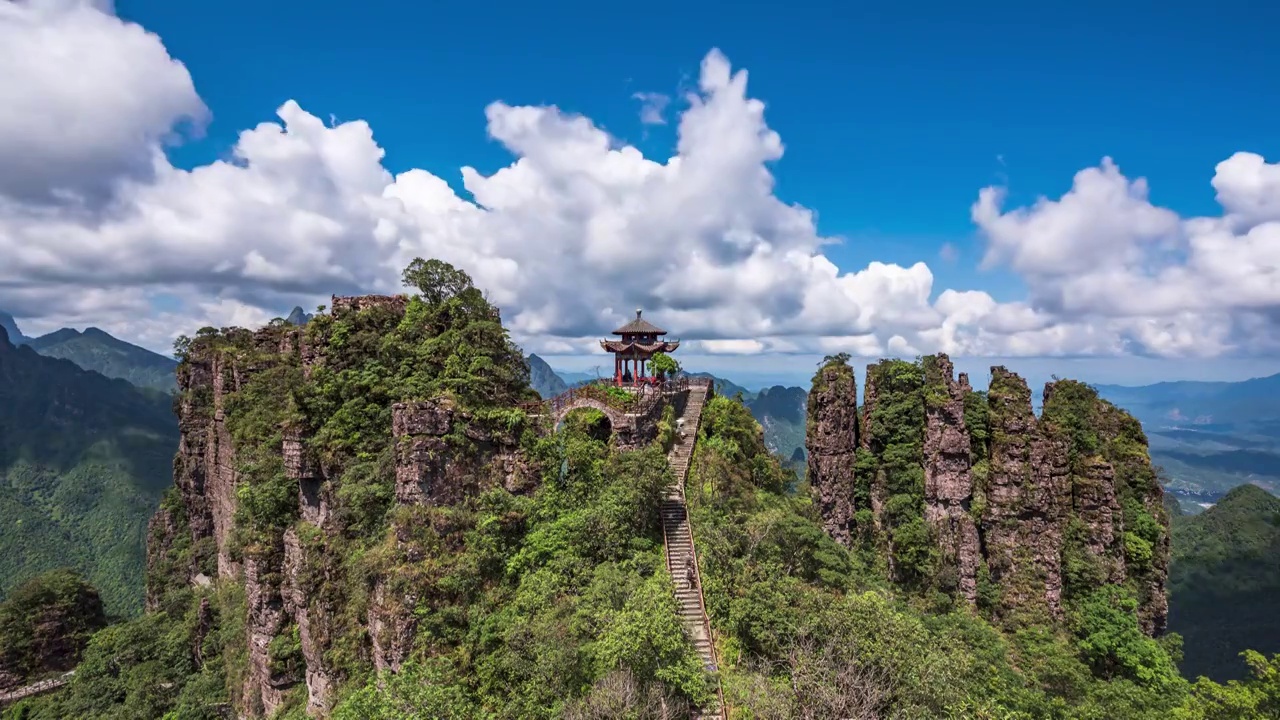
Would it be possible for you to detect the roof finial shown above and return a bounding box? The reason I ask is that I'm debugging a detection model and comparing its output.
[636,308,642,319]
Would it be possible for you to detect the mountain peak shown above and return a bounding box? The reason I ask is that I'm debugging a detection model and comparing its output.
[0,310,30,345]
[285,307,312,326]
[23,325,177,392]
[1206,483,1280,517]
[526,353,569,398]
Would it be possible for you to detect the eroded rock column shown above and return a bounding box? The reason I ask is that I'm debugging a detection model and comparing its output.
[922,355,981,603]
[805,361,860,546]
[983,368,1071,619]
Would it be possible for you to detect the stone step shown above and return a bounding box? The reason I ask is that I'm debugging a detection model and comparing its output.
[657,392,721,719]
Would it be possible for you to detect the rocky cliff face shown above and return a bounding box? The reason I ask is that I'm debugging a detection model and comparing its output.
[984,367,1072,620]
[170,342,245,582]
[922,356,981,604]
[805,354,1170,633]
[146,293,536,717]
[805,362,859,546]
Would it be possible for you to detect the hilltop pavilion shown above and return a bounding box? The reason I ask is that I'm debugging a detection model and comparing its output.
[600,309,680,386]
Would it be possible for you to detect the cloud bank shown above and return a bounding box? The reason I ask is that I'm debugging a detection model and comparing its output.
[2,0,1277,361]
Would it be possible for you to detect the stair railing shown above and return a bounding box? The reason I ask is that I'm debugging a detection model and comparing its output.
[679,388,728,719]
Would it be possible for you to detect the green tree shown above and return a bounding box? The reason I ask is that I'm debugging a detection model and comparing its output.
[401,258,475,305]
[0,569,107,682]
[649,353,680,379]
[332,659,477,720]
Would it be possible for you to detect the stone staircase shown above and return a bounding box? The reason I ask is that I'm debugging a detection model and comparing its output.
[661,385,726,719]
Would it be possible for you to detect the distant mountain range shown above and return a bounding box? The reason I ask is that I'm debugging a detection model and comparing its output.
[1094,374,1280,508]
[285,306,313,326]
[527,354,569,398]
[0,311,30,345]
[27,327,178,393]
[0,324,178,615]
[0,312,178,392]
[0,307,319,395]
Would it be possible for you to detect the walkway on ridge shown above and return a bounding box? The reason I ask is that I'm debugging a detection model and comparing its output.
[661,383,727,719]
[0,672,73,706]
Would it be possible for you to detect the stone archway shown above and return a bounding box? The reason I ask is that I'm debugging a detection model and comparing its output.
[558,405,614,443]
[551,397,630,433]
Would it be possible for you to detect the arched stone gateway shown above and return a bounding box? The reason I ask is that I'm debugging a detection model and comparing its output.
[551,397,630,432]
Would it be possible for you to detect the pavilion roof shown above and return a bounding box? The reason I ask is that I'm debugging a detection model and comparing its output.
[612,309,667,336]
[600,339,680,354]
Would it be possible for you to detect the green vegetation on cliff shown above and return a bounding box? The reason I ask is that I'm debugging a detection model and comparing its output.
[7,267,1280,719]
[690,382,1280,719]
[3,260,704,719]
[0,570,106,688]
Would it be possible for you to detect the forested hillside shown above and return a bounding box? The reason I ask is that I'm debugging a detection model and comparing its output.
[0,326,178,616]
[1169,484,1280,681]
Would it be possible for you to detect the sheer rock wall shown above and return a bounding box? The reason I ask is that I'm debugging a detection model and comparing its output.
[805,354,1170,632]
[147,294,534,717]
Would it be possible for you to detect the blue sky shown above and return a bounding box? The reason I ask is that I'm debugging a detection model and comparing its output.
[123,0,1280,296]
[5,0,1280,389]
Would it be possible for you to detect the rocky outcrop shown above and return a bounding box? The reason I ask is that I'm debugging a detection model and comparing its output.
[368,579,417,674]
[1071,456,1126,585]
[330,294,408,318]
[922,355,981,603]
[284,427,329,527]
[172,339,246,580]
[1141,517,1171,636]
[284,529,336,716]
[165,322,322,592]
[144,505,181,611]
[858,366,886,525]
[243,550,294,717]
[393,399,534,505]
[805,358,1170,631]
[368,521,421,675]
[192,597,214,669]
[147,291,547,718]
[983,368,1072,619]
[805,361,859,547]
[393,400,456,505]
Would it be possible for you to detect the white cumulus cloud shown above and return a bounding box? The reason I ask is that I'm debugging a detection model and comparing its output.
[972,154,1280,357]
[2,0,1278,363]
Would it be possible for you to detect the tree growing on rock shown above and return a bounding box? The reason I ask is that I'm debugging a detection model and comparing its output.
[401,258,476,306]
